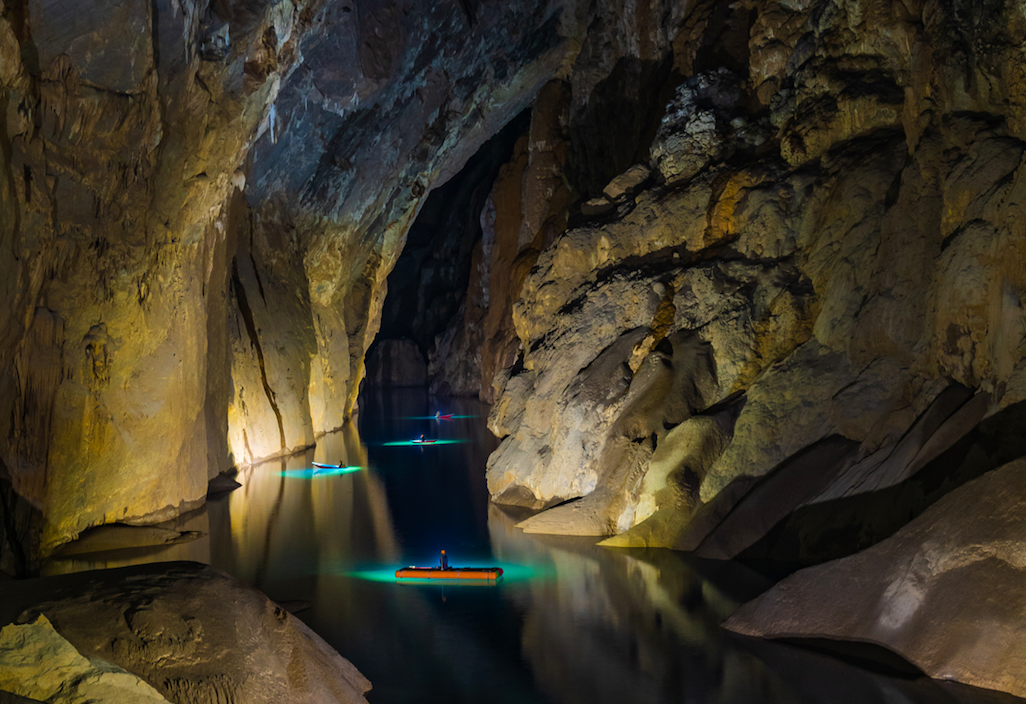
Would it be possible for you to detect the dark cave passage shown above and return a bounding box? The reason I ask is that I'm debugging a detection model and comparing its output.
[363,110,530,398]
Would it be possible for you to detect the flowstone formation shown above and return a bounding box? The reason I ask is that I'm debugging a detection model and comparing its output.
[488,0,1026,541]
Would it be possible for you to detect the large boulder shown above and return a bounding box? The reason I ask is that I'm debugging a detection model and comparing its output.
[0,562,370,704]
[489,505,1016,704]
[0,614,170,704]
[725,456,1026,699]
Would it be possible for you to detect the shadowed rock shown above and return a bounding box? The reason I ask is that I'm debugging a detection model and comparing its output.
[725,456,1026,699]
[51,525,202,557]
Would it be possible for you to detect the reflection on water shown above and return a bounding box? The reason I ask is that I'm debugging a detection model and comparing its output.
[43,389,1025,704]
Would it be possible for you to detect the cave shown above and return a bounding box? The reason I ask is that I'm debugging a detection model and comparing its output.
[3,0,1026,702]
[363,110,530,397]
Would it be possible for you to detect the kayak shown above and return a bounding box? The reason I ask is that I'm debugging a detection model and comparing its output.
[411,438,437,444]
[395,566,503,580]
[396,550,502,580]
[435,413,454,420]
[312,462,347,469]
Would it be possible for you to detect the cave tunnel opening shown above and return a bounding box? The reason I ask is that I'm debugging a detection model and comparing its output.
[362,110,531,399]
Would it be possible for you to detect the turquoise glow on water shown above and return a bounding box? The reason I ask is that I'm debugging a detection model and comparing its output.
[44,389,971,704]
[380,439,466,446]
[279,465,362,478]
[345,561,552,585]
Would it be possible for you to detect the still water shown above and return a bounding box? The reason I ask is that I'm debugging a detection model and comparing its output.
[49,390,1023,704]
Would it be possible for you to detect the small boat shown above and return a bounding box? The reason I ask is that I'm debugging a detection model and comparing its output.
[434,412,454,420]
[396,551,503,581]
[411,436,436,444]
[312,462,347,469]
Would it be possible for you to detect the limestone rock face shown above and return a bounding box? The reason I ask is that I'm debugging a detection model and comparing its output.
[0,0,592,556]
[0,0,307,554]
[364,339,427,389]
[229,0,584,442]
[0,614,170,704]
[650,70,743,185]
[0,562,371,704]
[487,0,1026,547]
[725,457,1026,698]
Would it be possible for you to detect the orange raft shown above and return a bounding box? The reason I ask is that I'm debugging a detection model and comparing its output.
[395,550,503,581]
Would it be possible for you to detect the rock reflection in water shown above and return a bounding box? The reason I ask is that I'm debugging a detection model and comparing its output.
[212,421,399,589]
[489,506,1023,704]
[37,390,1026,704]
[489,505,794,704]
[41,508,214,576]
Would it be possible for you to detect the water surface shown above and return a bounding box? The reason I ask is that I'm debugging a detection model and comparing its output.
[48,389,1025,704]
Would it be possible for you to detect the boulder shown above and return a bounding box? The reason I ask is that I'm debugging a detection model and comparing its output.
[602,164,651,202]
[0,562,370,704]
[206,473,242,498]
[725,457,1026,699]
[0,614,170,704]
[580,197,614,216]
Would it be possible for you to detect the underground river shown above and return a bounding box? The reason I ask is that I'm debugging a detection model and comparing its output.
[45,390,1024,704]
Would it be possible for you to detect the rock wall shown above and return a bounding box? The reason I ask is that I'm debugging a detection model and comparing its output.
[428,79,574,400]
[486,0,1026,552]
[0,0,305,555]
[228,0,584,461]
[365,113,529,396]
[0,0,590,556]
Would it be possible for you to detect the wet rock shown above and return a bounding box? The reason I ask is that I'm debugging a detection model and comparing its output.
[725,456,1026,699]
[0,562,370,704]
